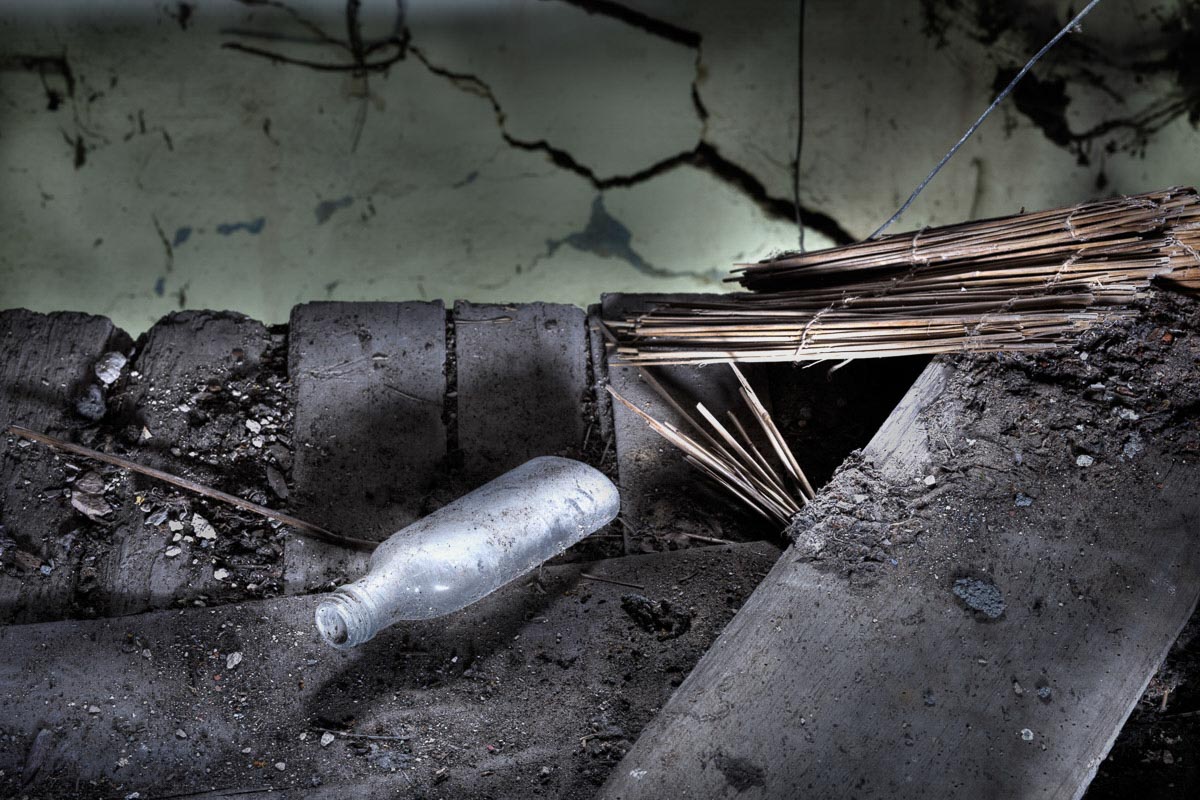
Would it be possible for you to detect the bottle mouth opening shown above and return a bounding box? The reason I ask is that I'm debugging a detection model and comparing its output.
[315,603,351,647]
[315,589,374,650]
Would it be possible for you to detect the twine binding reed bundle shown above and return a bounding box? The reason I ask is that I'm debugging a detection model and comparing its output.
[606,187,1200,367]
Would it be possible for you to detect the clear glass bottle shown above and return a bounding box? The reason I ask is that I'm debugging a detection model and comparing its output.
[315,456,619,649]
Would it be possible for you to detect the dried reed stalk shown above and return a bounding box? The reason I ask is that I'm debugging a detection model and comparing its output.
[608,366,812,527]
[608,187,1200,366]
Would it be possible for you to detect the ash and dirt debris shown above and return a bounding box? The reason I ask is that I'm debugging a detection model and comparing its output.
[106,323,296,603]
[620,593,692,639]
[789,289,1200,584]
[786,456,919,582]
[2,321,299,612]
[0,544,778,799]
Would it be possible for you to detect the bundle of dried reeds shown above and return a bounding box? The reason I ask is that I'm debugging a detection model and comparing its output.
[607,187,1200,366]
[608,365,812,527]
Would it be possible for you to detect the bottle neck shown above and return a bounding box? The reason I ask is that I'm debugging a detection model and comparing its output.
[315,583,380,649]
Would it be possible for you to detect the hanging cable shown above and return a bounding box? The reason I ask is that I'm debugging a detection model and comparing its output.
[867,0,1104,240]
[794,0,807,252]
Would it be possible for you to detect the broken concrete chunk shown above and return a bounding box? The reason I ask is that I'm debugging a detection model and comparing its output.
[71,493,112,520]
[952,577,1006,620]
[74,471,105,495]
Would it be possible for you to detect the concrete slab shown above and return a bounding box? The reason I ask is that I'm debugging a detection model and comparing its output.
[285,301,447,592]
[97,311,277,618]
[454,300,589,481]
[0,309,131,623]
[600,294,1200,799]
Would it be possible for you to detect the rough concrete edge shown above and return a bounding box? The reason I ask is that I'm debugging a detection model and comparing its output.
[1071,576,1200,799]
[861,359,951,483]
[586,303,614,443]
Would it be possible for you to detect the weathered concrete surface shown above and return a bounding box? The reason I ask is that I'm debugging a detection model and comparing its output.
[0,542,779,800]
[285,301,447,592]
[0,309,131,623]
[454,300,590,481]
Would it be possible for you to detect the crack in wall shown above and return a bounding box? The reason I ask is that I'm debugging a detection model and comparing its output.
[409,45,855,246]
[553,0,701,48]
[221,1,854,247]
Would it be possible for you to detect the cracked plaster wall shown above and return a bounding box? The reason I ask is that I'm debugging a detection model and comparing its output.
[1,0,1198,334]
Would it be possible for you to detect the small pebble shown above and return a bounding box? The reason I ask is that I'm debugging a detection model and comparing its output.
[245,420,262,435]
[275,762,286,772]
[923,474,937,487]
[75,384,106,421]
[1076,455,1094,467]
[213,568,230,581]
[168,520,184,532]
[87,705,101,714]
[1014,493,1034,507]
[71,493,112,520]
[74,471,106,495]
[226,651,243,670]
[320,732,335,747]
[94,352,127,385]
[241,747,252,755]
[266,466,289,500]
[193,514,217,540]
[164,546,182,558]
[175,729,188,740]
[1020,728,1034,742]
[1037,686,1052,702]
